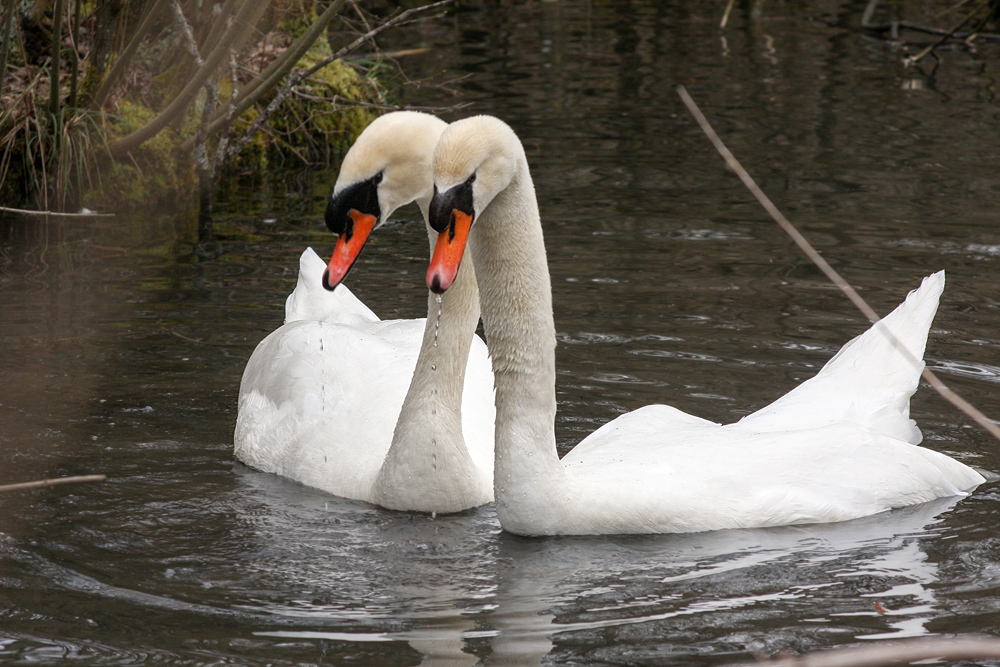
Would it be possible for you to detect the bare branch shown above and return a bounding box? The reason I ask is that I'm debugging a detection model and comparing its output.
[300,0,454,85]
[171,0,204,67]
[0,475,107,493]
[0,205,113,217]
[677,85,1000,444]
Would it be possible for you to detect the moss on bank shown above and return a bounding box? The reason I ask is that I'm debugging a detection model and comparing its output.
[79,56,378,210]
[84,101,195,209]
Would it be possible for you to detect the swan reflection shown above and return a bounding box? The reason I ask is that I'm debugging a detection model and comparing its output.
[232,468,960,665]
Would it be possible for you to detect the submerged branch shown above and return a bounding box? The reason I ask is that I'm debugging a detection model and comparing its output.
[861,0,1000,50]
[677,85,1000,444]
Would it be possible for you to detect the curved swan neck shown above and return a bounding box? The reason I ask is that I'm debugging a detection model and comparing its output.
[375,240,488,511]
[468,155,569,524]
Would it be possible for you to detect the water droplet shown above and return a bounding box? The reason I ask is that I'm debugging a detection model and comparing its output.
[431,363,436,371]
[432,296,444,347]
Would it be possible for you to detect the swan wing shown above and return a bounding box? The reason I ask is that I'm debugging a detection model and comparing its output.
[461,334,497,474]
[562,421,982,534]
[234,316,496,501]
[235,318,423,499]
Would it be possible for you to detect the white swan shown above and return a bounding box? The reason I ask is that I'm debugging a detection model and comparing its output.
[234,111,495,513]
[420,114,985,535]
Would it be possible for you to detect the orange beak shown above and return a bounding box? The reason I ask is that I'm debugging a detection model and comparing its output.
[426,210,473,294]
[323,210,377,290]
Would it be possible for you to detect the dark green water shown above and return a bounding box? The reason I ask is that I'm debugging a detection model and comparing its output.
[2,0,1000,664]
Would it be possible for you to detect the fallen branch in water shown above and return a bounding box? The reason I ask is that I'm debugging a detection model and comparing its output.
[736,636,1000,667]
[0,205,114,218]
[0,475,107,493]
[677,85,1000,444]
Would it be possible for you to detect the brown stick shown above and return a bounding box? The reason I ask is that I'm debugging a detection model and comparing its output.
[677,85,1000,444]
[0,205,114,217]
[0,475,107,493]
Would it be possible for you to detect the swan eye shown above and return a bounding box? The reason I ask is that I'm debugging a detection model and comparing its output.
[372,171,384,186]
[466,173,476,185]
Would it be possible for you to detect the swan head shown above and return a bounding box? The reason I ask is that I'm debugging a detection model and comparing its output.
[426,115,523,293]
[323,111,448,290]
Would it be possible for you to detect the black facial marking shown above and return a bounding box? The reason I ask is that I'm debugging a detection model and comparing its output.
[428,175,475,234]
[322,268,336,291]
[325,171,383,236]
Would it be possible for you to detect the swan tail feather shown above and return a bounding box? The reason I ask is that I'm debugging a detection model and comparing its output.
[738,272,944,443]
[284,247,379,325]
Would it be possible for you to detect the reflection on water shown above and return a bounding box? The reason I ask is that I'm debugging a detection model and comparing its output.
[3,0,1000,664]
[0,473,981,666]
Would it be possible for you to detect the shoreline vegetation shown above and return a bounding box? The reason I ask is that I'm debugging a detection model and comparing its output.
[0,0,453,215]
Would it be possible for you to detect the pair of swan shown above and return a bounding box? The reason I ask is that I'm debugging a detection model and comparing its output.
[237,111,985,534]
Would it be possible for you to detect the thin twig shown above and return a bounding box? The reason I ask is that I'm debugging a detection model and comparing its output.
[676,85,1000,444]
[0,204,113,217]
[0,475,107,493]
[903,4,982,65]
[736,636,1000,667]
[720,0,737,28]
